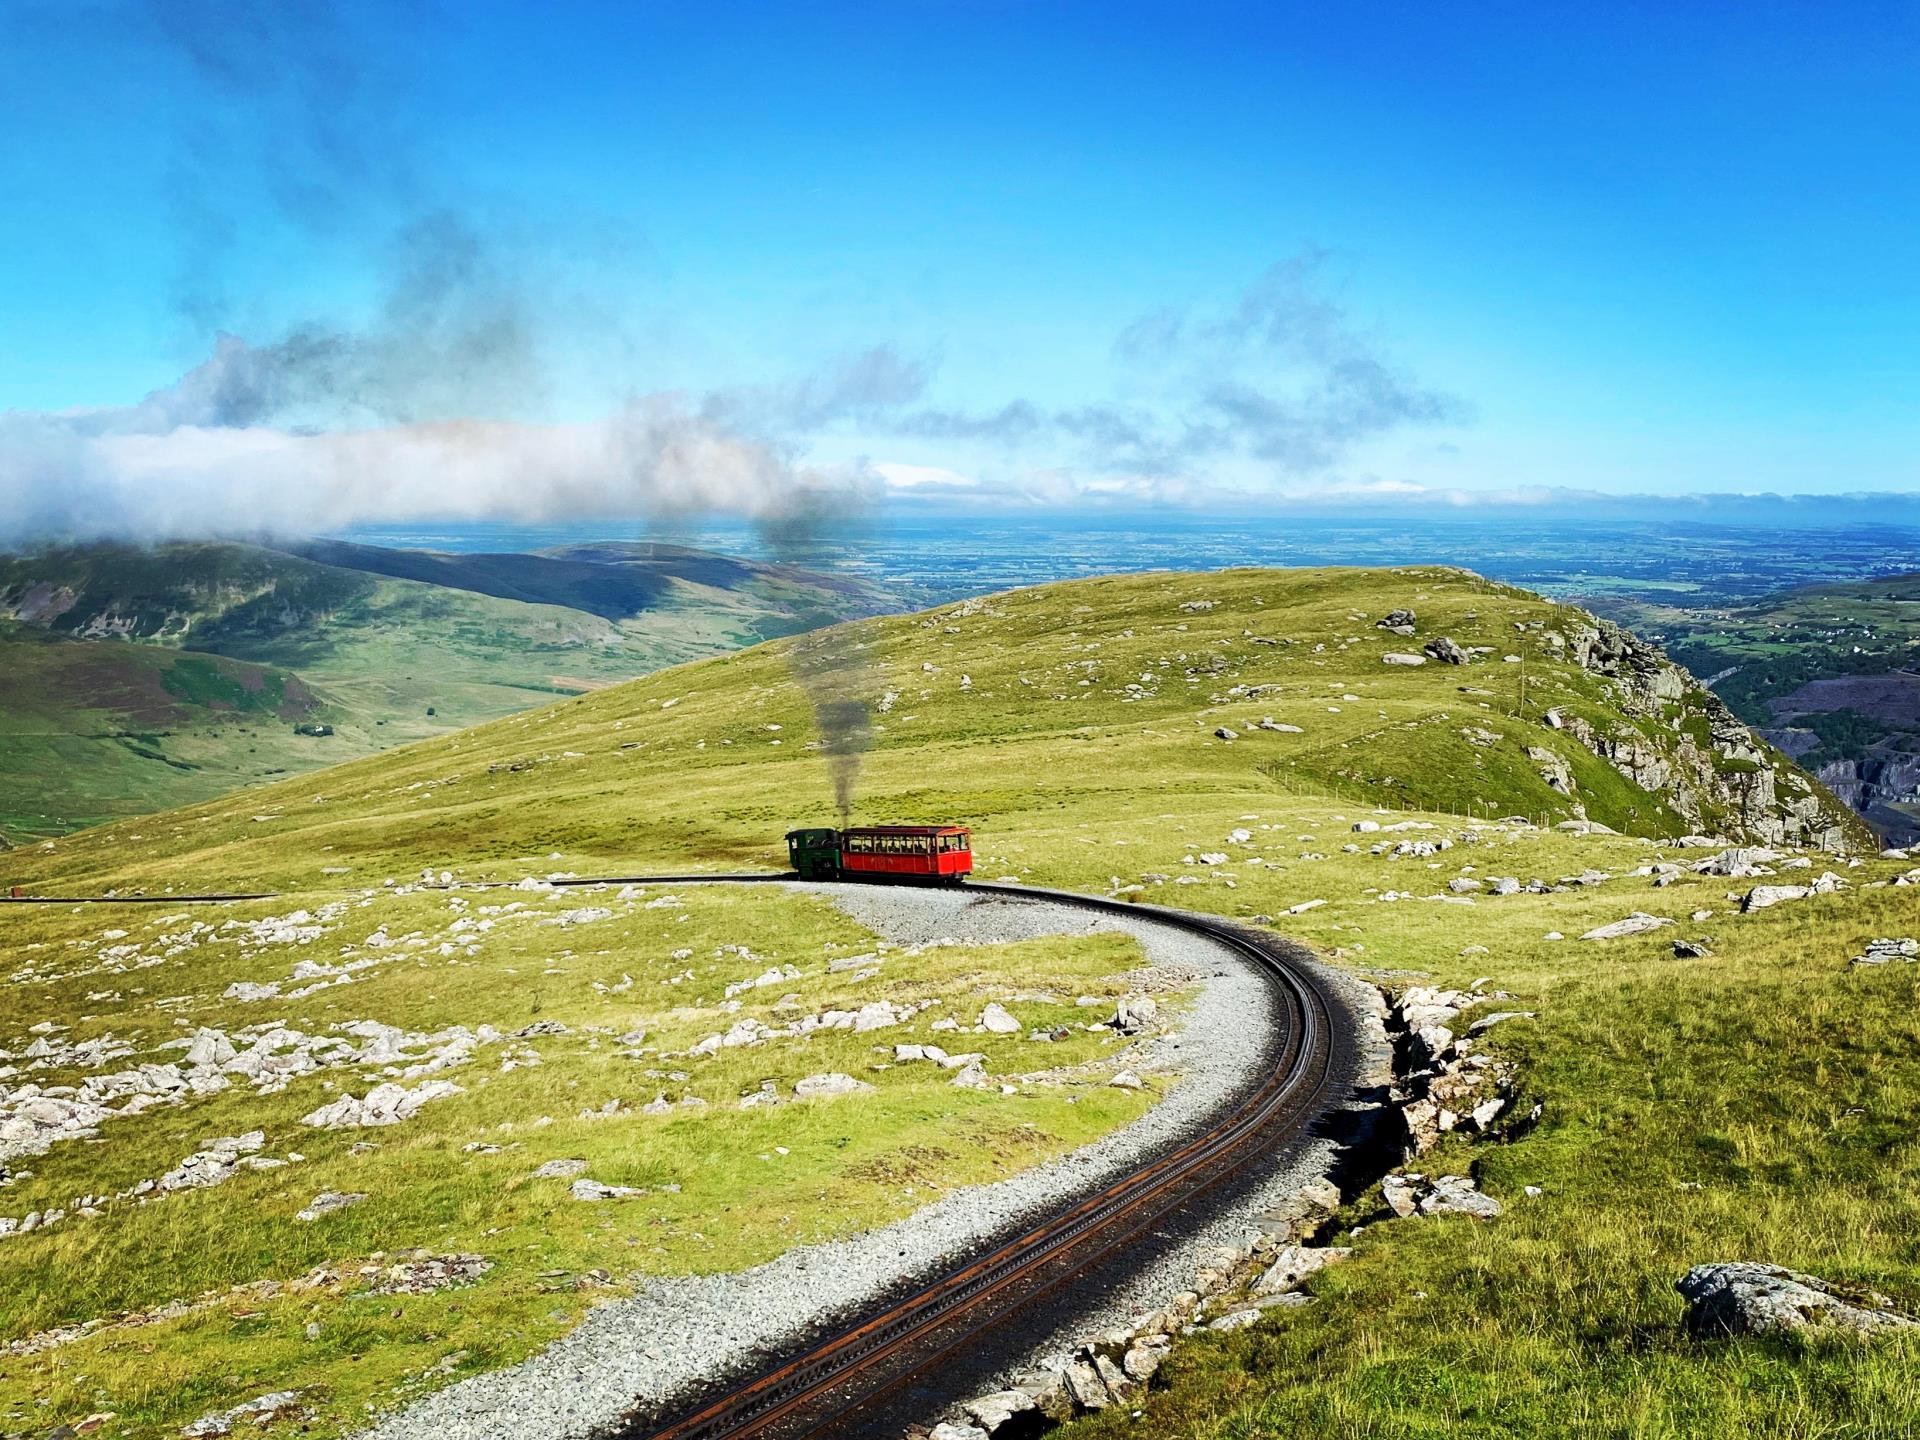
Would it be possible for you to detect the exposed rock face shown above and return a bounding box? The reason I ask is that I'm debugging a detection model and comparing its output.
[1741,873,1844,911]
[1550,618,1859,851]
[299,1080,462,1129]
[1676,1262,1918,1338]
[978,1003,1022,1035]
[1527,746,1577,795]
[295,1191,366,1222]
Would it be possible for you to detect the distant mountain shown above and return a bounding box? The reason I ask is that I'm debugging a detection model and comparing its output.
[281,538,855,622]
[0,537,891,841]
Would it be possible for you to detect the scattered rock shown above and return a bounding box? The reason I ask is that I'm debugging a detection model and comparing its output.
[1672,938,1714,958]
[301,1080,463,1129]
[1062,1359,1114,1410]
[1381,1175,1420,1218]
[181,1391,305,1437]
[1676,1262,1918,1338]
[1851,937,1917,967]
[1465,1010,1533,1036]
[532,1159,590,1179]
[961,1390,1036,1433]
[1382,652,1427,667]
[370,1252,490,1294]
[793,1072,874,1099]
[1423,636,1468,665]
[294,1191,365,1223]
[570,1178,645,1201]
[1208,1307,1265,1332]
[1251,1245,1351,1296]
[1416,1173,1502,1219]
[979,1003,1021,1035]
[1742,874,1844,911]
[1579,913,1673,941]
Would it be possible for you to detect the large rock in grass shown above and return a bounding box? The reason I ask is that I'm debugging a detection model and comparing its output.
[1252,1244,1351,1296]
[979,1003,1021,1034]
[1579,912,1673,941]
[300,1080,462,1129]
[1676,1262,1918,1338]
[793,1072,874,1099]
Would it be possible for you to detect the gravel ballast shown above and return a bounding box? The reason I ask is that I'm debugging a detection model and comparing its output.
[351,883,1326,1440]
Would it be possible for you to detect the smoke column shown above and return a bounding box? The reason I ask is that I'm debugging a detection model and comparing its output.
[758,494,876,823]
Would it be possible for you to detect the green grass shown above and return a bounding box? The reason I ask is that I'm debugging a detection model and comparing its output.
[0,885,1163,1436]
[1059,860,1920,1440]
[0,565,1862,896]
[0,563,1907,1438]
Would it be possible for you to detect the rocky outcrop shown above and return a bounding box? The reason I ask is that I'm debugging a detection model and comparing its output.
[1676,1262,1918,1338]
[1384,983,1520,1154]
[1548,618,1859,851]
[1851,938,1918,967]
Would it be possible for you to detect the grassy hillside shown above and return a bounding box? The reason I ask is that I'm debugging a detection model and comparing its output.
[0,540,889,843]
[0,622,325,839]
[0,565,1864,895]
[1,565,1909,1440]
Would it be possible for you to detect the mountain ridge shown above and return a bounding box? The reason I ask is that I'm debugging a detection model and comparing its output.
[0,536,889,842]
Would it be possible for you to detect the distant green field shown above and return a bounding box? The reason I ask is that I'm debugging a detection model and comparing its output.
[1602,573,1920,736]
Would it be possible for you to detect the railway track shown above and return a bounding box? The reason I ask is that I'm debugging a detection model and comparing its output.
[3,873,1360,1440]
[557,879,1357,1439]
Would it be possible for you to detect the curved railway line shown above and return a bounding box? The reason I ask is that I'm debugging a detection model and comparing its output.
[3,874,1364,1440]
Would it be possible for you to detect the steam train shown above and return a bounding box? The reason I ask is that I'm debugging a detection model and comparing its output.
[785,825,974,883]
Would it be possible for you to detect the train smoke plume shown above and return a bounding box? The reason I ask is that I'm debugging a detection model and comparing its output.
[760,495,876,823]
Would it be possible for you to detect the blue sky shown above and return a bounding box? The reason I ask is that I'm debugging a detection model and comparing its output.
[2,0,1916,537]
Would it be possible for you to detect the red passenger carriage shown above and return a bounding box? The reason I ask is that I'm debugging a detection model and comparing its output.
[785,825,973,882]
